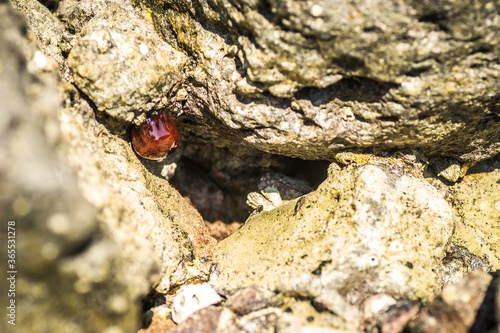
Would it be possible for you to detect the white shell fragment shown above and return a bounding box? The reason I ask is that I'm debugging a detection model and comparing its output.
[171,283,222,324]
[246,186,284,211]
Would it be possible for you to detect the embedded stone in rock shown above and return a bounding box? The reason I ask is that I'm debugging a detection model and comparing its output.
[67,6,187,121]
[228,287,276,316]
[374,300,419,333]
[169,306,222,333]
[409,270,492,333]
[210,164,455,307]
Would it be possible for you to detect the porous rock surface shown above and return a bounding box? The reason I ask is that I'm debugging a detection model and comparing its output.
[0,2,128,332]
[2,1,215,332]
[66,1,187,122]
[25,0,498,163]
[449,168,500,271]
[140,0,500,162]
[211,163,455,328]
[4,0,500,332]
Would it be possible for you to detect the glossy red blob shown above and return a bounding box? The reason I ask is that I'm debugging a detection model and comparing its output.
[131,110,180,161]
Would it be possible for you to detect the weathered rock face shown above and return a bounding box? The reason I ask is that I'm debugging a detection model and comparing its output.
[2,1,216,332]
[409,270,492,333]
[22,0,496,163]
[211,163,455,322]
[138,0,500,162]
[5,0,500,332]
[58,85,216,293]
[0,2,131,331]
[66,2,187,122]
[448,167,500,271]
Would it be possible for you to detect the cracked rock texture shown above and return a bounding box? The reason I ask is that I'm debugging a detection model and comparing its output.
[28,0,498,163]
[211,164,455,318]
[137,0,500,162]
[4,0,500,332]
[2,1,215,332]
[59,84,216,293]
[66,1,187,122]
[449,167,500,271]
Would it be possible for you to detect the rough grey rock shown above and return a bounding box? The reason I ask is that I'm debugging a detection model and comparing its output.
[228,286,277,316]
[66,1,187,122]
[0,2,134,331]
[7,0,500,331]
[1,1,216,332]
[10,0,72,78]
[26,0,498,164]
[137,0,500,162]
[210,162,455,329]
[441,245,492,287]
[58,84,216,293]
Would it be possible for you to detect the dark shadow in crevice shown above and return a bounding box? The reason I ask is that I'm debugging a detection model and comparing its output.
[416,12,450,33]
[377,116,399,123]
[72,85,131,140]
[295,77,398,106]
[140,289,167,329]
[38,0,60,12]
[467,153,500,175]
[255,0,273,23]
[331,54,366,72]
[61,232,96,259]
[170,157,250,223]
[469,270,499,333]
[169,151,330,224]
[476,113,500,132]
[234,76,398,112]
[406,66,431,77]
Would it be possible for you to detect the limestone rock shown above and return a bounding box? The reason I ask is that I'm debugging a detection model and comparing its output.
[211,163,455,309]
[58,86,216,293]
[139,0,500,162]
[10,0,72,78]
[1,2,216,333]
[66,1,187,122]
[6,0,500,331]
[0,2,133,331]
[448,167,500,271]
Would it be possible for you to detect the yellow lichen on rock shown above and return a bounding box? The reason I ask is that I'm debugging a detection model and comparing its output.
[451,170,500,270]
